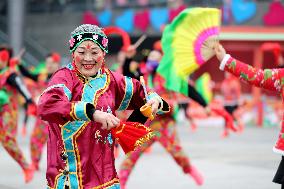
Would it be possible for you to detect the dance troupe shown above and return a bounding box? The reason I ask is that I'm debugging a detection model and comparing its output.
[1,17,284,189]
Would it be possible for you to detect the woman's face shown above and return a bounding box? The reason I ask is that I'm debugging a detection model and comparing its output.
[73,40,105,77]
[45,57,60,74]
[146,50,162,73]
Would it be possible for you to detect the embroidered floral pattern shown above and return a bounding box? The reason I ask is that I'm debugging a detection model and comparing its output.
[93,34,98,40]
[224,57,284,154]
[69,38,75,47]
[77,34,82,41]
[69,33,108,53]
[107,133,113,145]
[102,37,108,47]
[225,58,284,93]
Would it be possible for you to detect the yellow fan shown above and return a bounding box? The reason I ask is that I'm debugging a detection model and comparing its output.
[159,8,221,78]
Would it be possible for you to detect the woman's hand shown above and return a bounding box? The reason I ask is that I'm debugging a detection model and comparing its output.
[93,110,120,130]
[146,97,161,115]
[125,45,136,58]
[214,43,226,61]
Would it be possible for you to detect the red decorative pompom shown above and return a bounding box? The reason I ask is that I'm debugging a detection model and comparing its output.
[51,52,61,63]
[0,50,10,62]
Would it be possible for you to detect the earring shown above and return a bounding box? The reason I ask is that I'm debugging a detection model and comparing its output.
[101,57,106,73]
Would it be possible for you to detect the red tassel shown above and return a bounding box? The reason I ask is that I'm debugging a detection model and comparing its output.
[101,58,106,74]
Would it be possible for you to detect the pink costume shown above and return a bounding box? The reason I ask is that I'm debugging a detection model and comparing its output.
[38,63,164,189]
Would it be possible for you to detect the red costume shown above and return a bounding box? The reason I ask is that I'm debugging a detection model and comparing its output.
[220,55,284,154]
[38,63,164,188]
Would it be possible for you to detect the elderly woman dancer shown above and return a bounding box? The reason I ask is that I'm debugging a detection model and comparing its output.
[38,24,167,189]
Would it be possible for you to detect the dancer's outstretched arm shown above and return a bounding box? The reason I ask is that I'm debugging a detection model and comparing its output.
[215,43,284,92]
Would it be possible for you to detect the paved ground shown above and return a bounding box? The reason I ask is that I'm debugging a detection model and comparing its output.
[0,114,282,189]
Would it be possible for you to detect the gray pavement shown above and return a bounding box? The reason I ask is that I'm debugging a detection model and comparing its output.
[0,116,281,189]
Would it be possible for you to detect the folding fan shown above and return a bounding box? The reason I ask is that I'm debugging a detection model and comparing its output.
[106,106,154,154]
[157,7,221,95]
[111,121,155,154]
[162,7,220,77]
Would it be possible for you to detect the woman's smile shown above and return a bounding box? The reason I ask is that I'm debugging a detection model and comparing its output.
[82,64,95,70]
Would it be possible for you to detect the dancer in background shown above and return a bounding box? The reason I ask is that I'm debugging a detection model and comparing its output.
[0,46,35,183]
[220,72,244,133]
[119,45,204,189]
[214,43,284,188]
[17,52,61,170]
[184,74,239,137]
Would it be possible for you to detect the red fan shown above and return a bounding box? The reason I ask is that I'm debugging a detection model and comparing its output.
[111,121,155,154]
